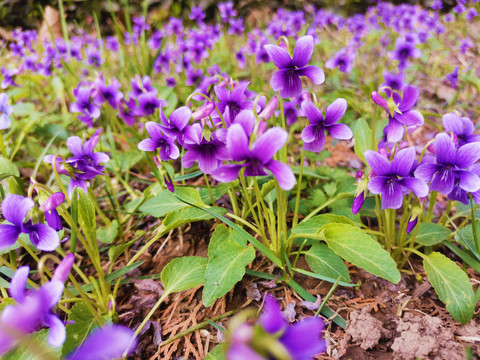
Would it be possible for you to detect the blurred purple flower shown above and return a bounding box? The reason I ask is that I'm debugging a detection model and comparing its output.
[95,77,123,109]
[0,93,13,129]
[236,47,246,69]
[215,82,253,122]
[300,99,353,153]
[228,18,245,35]
[189,6,206,22]
[264,35,325,98]
[134,92,165,117]
[445,67,459,89]
[1,67,20,89]
[219,1,237,23]
[105,36,120,51]
[325,48,355,74]
[381,70,405,91]
[66,325,137,360]
[70,86,101,127]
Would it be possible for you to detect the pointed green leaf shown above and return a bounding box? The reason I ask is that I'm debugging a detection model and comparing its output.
[293,214,356,235]
[322,223,400,283]
[423,251,475,324]
[139,188,203,217]
[77,190,96,243]
[0,158,19,181]
[305,243,350,282]
[208,224,244,255]
[203,241,255,306]
[162,206,226,231]
[62,303,102,356]
[353,118,372,163]
[162,256,208,295]
[97,220,119,244]
[414,223,450,246]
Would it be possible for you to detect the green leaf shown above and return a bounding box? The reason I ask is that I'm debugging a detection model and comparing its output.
[140,189,193,217]
[97,220,119,244]
[292,214,356,236]
[0,158,19,181]
[414,223,450,246]
[62,303,102,356]
[208,224,244,254]
[353,118,372,163]
[203,241,255,307]
[205,344,227,360]
[423,252,475,323]
[162,206,226,231]
[322,224,400,284]
[305,243,350,282]
[162,256,208,295]
[77,190,96,243]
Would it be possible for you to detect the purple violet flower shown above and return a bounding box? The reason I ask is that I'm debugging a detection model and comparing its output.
[1,67,21,89]
[236,47,246,69]
[325,48,355,74]
[228,18,245,36]
[381,70,405,91]
[117,98,137,126]
[390,37,421,68]
[300,99,353,153]
[211,124,296,190]
[365,148,428,209]
[0,194,59,251]
[414,133,480,198]
[182,124,230,174]
[219,1,237,23]
[105,36,120,51]
[442,112,480,147]
[227,294,326,359]
[264,35,325,98]
[0,256,74,355]
[94,77,123,109]
[66,325,137,360]
[138,122,180,161]
[0,93,13,129]
[134,92,165,117]
[70,86,101,127]
[445,67,459,89]
[189,6,206,22]
[159,106,193,145]
[215,82,254,122]
[371,85,424,143]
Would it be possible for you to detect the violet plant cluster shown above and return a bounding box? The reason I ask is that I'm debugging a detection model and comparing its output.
[0,0,479,359]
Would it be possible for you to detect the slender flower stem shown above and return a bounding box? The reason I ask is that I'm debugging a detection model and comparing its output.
[292,149,305,228]
[469,194,480,254]
[426,191,438,222]
[204,174,215,205]
[0,132,7,158]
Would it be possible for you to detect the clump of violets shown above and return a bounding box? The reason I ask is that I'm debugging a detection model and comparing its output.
[0,93,12,129]
[44,131,110,198]
[365,148,428,209]
[226,295,326,360]
[264,35,325,98]
[0,194,60,251]
[300,98,353,153]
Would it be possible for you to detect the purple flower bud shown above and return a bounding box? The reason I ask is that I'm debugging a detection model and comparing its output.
[42,192,65,212]
[301,92,312,102]
[352,191,365,215]
[52,253,74,283]
[406,216,418,233]
[258,96,278,121]
[192,102,215,121]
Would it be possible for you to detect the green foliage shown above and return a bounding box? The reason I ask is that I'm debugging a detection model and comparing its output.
[414,223,450,246]
[77,189,96,244]
[97,219,119,244]
[0,158,19,181]
[322,223,401,284]
[203,225,255,306]
[161,256,208,295]
[423,252,475,324]
[305,243,351,282]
